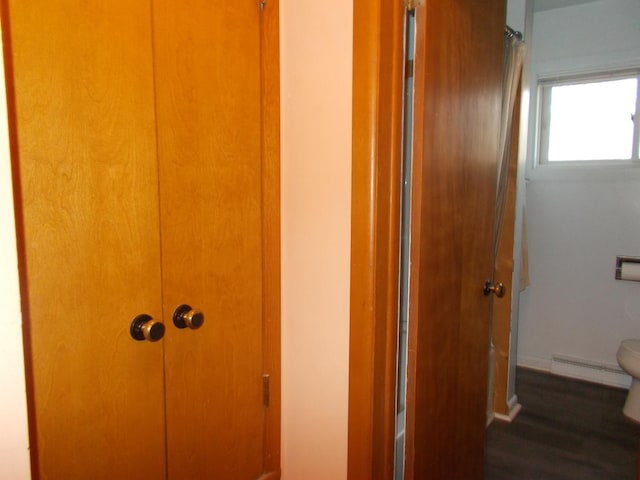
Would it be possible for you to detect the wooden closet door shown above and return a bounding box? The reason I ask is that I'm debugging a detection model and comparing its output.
[3,1,166,478]
[153,1,279,478]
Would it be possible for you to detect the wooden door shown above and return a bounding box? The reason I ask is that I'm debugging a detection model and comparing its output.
[153,1,280,478]
[404,1,505,479]
[4,0,280,478]
[3,1,167,478]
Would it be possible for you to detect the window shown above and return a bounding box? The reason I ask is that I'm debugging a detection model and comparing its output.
[538,70,640,165]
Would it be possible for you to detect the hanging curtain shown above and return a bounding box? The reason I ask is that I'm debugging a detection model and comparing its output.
[487,31,527,421]
[519,208,530,290]
[494,32,525,260]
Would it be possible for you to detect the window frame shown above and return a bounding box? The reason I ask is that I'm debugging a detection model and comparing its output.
[536,68,640,167]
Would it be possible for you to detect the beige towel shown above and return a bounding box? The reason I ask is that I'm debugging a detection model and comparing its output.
[520,208,530,291]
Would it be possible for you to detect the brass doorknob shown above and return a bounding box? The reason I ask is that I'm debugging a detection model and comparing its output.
[173,304,205,330]
[130,314,165,342]
[483,280,505,298]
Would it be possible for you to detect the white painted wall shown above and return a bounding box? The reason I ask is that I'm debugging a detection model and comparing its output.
[0,30,32,480]
[280,0,352,478]
[518,0,640,384]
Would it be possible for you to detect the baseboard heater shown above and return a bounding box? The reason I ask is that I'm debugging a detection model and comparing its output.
[550,354,631,389]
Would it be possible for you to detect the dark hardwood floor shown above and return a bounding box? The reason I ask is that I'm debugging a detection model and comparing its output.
[485,367,640,480]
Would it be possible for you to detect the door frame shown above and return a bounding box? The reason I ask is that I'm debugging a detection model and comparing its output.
[260,0,282,476]
[347,0,405,479]
[348,0,506,477]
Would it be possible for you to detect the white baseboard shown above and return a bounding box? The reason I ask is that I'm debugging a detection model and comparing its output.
[518,354,631,389]
[507,394,520,412]
[492,394,522,423]
[517,354,551,372]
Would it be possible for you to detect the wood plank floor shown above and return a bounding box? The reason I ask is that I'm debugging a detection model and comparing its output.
[485,367,640,480]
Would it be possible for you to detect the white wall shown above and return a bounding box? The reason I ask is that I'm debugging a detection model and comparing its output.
[280,0,352,478]
[518,0,640,384]
[0,30,32,479]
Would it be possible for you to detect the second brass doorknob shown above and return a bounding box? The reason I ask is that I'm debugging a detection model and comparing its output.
[173,304,205,330]
[483,280,506,298]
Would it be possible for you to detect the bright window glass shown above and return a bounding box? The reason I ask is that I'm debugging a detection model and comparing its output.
[539,73,640,164]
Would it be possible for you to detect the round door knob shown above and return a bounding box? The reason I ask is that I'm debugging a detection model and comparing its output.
[173,304,205,330]
[130,314,165,342]
[483,280,506,298]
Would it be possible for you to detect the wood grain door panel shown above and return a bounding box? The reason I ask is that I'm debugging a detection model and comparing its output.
[405,1,505,478]
[4,1,166,478]
[153,1,266,478]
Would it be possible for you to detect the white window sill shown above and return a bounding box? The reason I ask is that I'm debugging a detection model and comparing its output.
[526,163,640,182]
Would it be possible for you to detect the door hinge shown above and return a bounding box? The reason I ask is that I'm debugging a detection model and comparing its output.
[405,60,414,80]
[262,374,270,407]
[404,0,421,11]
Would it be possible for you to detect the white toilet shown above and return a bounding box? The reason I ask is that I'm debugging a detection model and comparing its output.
[617,339,640,422]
